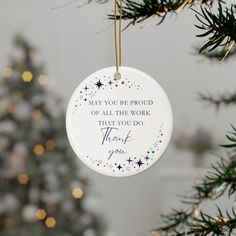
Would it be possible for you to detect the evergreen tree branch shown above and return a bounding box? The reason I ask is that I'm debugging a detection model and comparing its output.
[108,0,236,60]
[108,0,216,27]
[153,126,236,235]
[187,207,236,236]
[221,125,236,150]
[200,92,236,108]
[194,3,236,60]
[157,208,192,234]
[155,207,236,236]
[193,45,236,61]
[184,156,236,205]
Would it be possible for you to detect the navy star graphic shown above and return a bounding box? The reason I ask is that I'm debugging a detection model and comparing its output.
[84,85,89,91]
[95,80,104,89]
[117,164,122,170]
[144,156,150,161]
[136,159,144,167]
[108,80,113,86]
[126,157,133,164]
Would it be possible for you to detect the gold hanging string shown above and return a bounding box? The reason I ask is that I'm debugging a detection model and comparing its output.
[114,0,122,77]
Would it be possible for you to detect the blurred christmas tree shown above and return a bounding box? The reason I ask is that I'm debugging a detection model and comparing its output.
[0,36,103,236]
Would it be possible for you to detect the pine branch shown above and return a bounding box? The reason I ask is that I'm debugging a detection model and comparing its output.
[194,3,236,60]
[156,209,192,234]
[194,46,236,61]
[108,0,236,60]
[154,126,236,235]
[183,156,236,205]
[155,207,236,236]
[187,207,236,236]
[221,125,236,150]
[183,126,236,204]
[108,0,216,27]
[200,92,236,108]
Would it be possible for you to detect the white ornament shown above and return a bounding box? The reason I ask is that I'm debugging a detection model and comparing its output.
[66,67,173,177]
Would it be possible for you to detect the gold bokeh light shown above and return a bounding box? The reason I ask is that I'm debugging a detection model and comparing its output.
[22,71,33,82]
[45,217,56,228]
[36,209,47,220]
[18,174,29,185]
[33,144,45,156]
[72,187,84,199]
[45,140,55,151]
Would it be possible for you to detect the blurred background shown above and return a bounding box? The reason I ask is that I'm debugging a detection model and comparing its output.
[0,1,235,236]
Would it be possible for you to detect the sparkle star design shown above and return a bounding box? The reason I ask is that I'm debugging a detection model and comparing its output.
[84,85,89,91]
[136,159,144,167]
[144,156,150,161]
[95,80,104,89]
[126,157,133,164]
[117,164,122,170]
[108,80,113,86]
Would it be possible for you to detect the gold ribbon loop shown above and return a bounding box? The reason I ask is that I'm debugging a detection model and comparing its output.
[114,0,122,79]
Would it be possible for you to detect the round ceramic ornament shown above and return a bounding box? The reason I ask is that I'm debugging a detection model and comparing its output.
[66,66,173,177]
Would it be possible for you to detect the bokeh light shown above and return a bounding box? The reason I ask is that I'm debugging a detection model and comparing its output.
[22,71,33,82]
[3,67,13,78]
[36,209,47,220]
[18,174,29,184]
[37,75,48,86]
[33,144,45,156]
[45,140,55,151]
[72,187,84,199]
[45,217,56,228]
[32,110,43,121]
